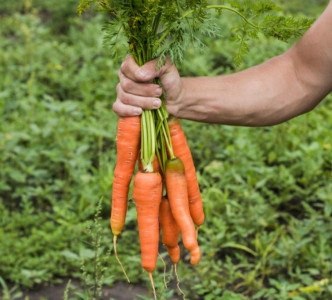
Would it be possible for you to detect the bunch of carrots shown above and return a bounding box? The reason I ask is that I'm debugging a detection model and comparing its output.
[78,0,210,297]
[111,114,204,297]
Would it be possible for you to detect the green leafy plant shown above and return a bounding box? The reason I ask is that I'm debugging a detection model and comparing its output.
[79,198,105,300]
[78,0,313,67]
[1,1,331,300]
[0,277,23,300]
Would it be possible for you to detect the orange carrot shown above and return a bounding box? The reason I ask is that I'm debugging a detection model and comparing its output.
[168,118,205,227]
[132,171,162,273]
[110,116,140,282]
[165,158,201,265]
[159,197,180,264]
[111,116,141,236]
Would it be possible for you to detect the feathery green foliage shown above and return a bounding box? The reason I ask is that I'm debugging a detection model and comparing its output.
[78,0,313,67]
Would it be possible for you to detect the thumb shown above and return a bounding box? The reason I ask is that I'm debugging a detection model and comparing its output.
[155,57,181,96]
[134,58,160,82]
[136,57,178,86]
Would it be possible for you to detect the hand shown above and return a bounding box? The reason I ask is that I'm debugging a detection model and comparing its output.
[113,55,183,117]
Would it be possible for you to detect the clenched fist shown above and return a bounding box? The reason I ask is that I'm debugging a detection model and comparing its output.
[113,55,183,117]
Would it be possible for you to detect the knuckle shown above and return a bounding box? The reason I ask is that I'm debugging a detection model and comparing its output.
[112,101,119,113]
[122,78,132,91]
[120,60,128,74]
[121,93,130,105]
[116,83,121,94]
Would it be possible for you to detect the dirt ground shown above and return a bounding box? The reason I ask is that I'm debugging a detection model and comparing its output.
[17,280,149,300]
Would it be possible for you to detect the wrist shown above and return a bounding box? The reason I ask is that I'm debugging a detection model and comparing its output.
[177,77,225,123]
[173,77,203,121]
[164,76,186,119]
[174,78,188,119]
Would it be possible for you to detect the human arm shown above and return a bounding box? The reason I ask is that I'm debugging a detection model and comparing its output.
[113,1,332,126]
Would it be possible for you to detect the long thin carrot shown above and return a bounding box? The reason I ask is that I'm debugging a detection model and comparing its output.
[111,116,141,236]
[111,116,140,282]
[168,118,205,227]
[159,197,180,264]
[132,171,162,273]
[165,158,201,265]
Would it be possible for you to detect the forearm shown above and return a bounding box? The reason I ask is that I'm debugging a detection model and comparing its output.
[179,50,330,126]
[115,2,332,121]
[178,2,332,126]
[178,55,304,126]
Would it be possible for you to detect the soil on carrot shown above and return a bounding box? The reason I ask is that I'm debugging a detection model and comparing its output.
[17,280,149,300]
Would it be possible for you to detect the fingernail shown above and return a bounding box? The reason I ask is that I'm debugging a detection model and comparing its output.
[155,87,162,96]
[134,108,142,115]
[153,99,161,108]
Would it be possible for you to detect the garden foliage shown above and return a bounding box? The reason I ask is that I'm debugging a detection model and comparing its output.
[0,0,331,299]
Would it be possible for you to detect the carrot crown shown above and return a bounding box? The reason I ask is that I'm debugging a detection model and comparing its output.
[166,158,185,173]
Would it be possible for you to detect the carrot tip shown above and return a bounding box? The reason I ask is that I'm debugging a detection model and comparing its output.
[158,253,167,289]
[174,263,186,299]
[196,226,199,238]
[113,235,130,283]
[148,272,157,300]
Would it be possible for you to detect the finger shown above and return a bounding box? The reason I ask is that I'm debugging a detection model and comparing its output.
[155,57,180,90]
[155,56,175,77]
[121,55,158,82]
[119,71,163,97]
[112,100,142,117]
[117,84,162,110]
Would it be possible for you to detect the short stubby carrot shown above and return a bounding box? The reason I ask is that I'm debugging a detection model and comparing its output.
[165,158,201,265]
[159,197,181,264]
[168,118,205,227]
[111,116,141,236]
[133,171,162,273]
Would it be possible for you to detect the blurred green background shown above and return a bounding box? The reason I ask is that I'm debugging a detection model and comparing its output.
[0,0,331,299]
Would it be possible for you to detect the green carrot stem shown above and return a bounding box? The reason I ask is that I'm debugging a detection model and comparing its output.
[156,108,174,159]
[148,110,156,163]
[154,5,260,52]
[183,5,260,29]
[141,111,147,166]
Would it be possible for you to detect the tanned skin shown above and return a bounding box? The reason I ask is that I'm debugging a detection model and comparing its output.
[113,1,332,126]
